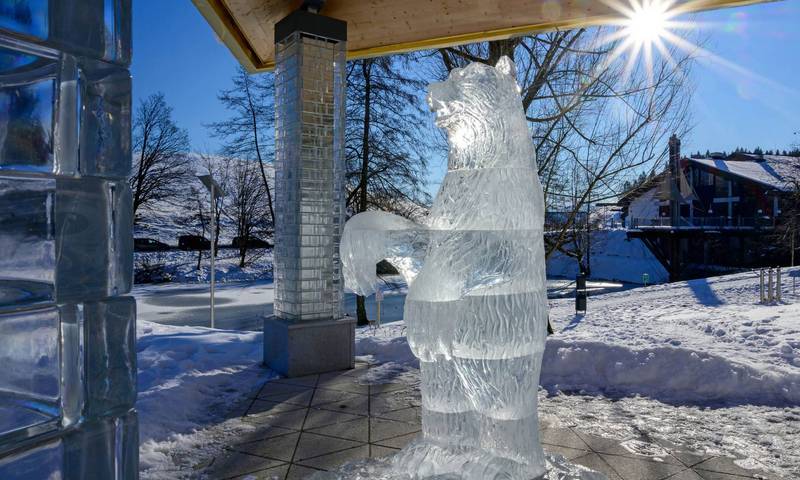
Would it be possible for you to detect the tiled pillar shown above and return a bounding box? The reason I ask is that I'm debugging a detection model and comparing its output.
[264,9,355,377]
[0,1,137,478]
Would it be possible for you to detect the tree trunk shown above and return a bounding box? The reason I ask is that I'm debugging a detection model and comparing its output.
[356,60,373,327]
[245,78,276,228]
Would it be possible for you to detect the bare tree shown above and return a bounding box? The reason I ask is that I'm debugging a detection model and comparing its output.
[130,92,191,220]
[346,55,432,325]
[198,152,230,256]
[175,153,230,272]
[207,67,275,229]
[224,158,270,268]
[433,29,695,262]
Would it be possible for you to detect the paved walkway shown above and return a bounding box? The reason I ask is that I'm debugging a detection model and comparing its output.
[204,363,780,480]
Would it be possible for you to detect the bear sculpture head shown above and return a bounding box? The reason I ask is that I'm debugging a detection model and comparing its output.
[427,56,535,171]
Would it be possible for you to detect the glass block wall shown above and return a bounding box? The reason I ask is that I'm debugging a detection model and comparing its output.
[0,1,137,478]
[274,31,346,322]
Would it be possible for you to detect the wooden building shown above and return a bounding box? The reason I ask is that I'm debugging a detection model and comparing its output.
[619,138,800,280]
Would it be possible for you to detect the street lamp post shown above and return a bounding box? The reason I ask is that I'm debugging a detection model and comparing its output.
[198,174,225,328]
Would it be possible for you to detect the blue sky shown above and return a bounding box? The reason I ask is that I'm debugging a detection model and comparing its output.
[132,1,800,178]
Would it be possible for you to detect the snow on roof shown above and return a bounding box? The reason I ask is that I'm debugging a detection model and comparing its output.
[689,154,800,191]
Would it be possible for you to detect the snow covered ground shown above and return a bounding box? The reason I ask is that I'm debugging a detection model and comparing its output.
[547,229,668,284]
[135,269,800,478]
[137,321,273,479]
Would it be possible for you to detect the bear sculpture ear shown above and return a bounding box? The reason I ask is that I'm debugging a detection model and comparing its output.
[495,56,517,80]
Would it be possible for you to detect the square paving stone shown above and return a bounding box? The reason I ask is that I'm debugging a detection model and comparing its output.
[297,445,371,470]
[243,408,309,430]
[374,406,421,424]
[228,464,289,480]
[693,457,779,479]
[544,444,590,461]
[306,417,370,442]
[370,417,422,443]
[694,471,758,480]
[231,432,300,462]
[247,399,307,417]
[370,392,420,414]
[370,445,400,459]
[665,470,704,480]
[304,408,365,430]
[286,464,326,479]
[617,439,684,465]
[572,453,623,480]
[577,431,682,466]
[317,395,371,416]
[206,451,285,479]
[258,389,314,407]
[311,389,365,407]
[652,438,715,468]
[371,431,420,449]
[270,374,320,388]
[601,453,688,480]
[317,379,371,395]
[294,432,365,461]
[369,382,415,395]
[259,381,314,397]
[341,363,373,378]
[671,451,716,469]
[234,425,298,444]
[541,428,590,450]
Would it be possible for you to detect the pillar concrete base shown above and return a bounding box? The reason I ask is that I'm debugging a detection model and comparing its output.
[263,316,356,377]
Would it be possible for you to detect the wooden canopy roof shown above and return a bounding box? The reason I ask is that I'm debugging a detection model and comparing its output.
[192,0,771,72]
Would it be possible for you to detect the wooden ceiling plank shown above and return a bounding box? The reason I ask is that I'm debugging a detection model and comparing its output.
[193,0,775,72]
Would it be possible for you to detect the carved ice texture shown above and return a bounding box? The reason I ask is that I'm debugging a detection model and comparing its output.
[0,2,137,478]
[341,58,561,479]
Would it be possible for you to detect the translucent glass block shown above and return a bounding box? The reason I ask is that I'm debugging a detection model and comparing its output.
[0,439,62,480]
[54,177,132,303]
[0,43,57,173]
[63,412,138,479]
[0,307,61,442]
[274,31,345,322]
[0,0,131,65]
[0,412,138,479]
[0,1,48,40]
[0,174,133,311]
[0,44,131,178]
[0,176,56,311]
[0,297,135,450]
[77,57,131,178]
[83,296,136,417]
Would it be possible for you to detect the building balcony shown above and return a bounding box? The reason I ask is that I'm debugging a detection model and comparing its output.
[629,216,777,230]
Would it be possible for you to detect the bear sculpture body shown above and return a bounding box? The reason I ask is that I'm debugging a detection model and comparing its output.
[340,57,548,480]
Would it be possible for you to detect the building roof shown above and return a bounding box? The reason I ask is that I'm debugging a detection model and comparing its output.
[618,171,669,207]
[688,154,800,192]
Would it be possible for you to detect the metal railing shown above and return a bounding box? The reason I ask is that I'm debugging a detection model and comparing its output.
[629,216,777,229]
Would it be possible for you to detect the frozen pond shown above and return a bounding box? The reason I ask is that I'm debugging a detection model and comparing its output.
[134,276,641,331]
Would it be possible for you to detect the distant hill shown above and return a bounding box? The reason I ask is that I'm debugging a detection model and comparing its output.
[133,153,274,246]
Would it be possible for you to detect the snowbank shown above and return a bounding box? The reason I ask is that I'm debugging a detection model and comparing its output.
[547,269,800,405]
[542,339,800,406]
[136,321,272,478]
[546,229,668,284]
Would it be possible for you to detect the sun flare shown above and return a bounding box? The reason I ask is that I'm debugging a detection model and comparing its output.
[624,1,671,47]
[597,0,694,80]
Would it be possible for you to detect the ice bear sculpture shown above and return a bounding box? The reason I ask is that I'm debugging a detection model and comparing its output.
[341,57,548,480]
